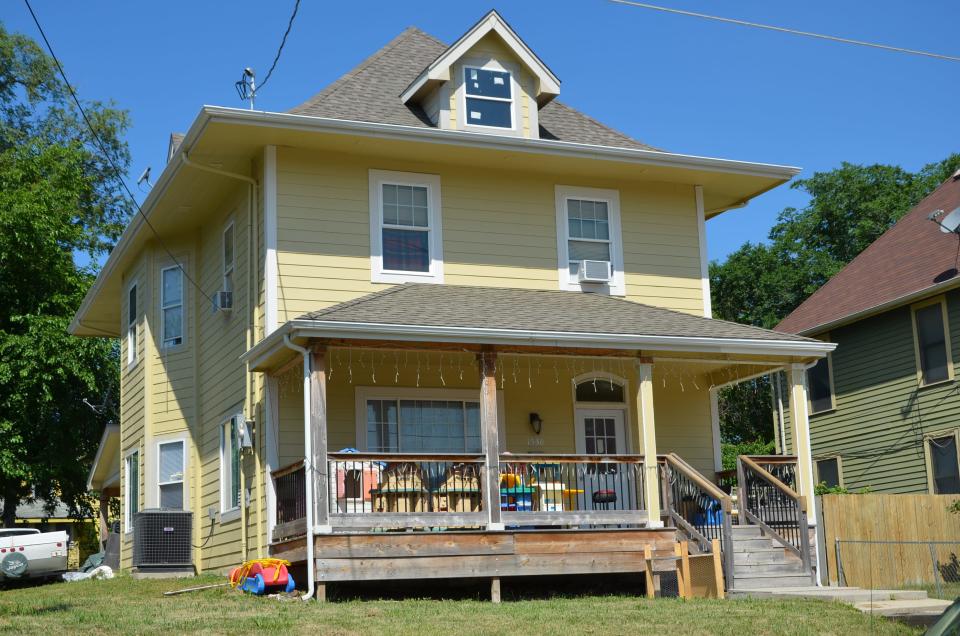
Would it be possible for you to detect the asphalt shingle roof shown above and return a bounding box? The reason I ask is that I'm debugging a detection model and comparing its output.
[289,27,658,151]
[298,284,816,343]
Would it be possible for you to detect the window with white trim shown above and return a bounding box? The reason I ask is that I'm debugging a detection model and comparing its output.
[464,66,513,129]
[126,283,137,367]
[369,170,443,284]
[222,222,235,296]
[365,399,481,453]
[160,266,184,348]
[157,440,185,509]
[221,415,241,512]
[555,185,625,295]
[124,450,139,532]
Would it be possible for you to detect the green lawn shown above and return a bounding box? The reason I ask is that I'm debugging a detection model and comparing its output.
[0,575,922,635]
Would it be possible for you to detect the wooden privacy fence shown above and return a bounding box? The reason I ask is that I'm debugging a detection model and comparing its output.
[820,494,960,588]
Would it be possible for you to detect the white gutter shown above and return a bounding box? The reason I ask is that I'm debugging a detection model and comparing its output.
[282,334,315,601]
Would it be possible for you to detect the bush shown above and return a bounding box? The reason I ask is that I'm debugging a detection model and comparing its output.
[721,440,775,471]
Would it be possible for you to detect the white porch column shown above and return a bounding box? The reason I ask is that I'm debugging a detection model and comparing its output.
[311,348,331,533]
[788,363,817,524]
[479,351,503,531]
[635,359,662,528]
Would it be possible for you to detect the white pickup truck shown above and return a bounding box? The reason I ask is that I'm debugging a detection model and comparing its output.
[0,528,69,581]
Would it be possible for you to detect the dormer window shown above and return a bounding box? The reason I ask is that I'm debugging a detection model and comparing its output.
[464,66,513,129]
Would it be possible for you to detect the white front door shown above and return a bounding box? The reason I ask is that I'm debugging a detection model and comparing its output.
[574,409,636,513]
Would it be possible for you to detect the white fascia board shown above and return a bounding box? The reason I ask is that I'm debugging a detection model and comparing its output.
[86,423,120,490]
[202,106,801,180]
[242,318,835,368]
[400,10,560,104]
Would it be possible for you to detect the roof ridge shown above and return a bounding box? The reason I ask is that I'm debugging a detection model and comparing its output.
[290,27,432,114]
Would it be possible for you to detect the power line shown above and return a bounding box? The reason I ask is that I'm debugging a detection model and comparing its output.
[609,0,960,63]
[255,0,301,93]
[22,0,223,314]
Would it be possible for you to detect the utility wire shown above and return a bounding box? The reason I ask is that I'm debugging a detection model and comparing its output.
[609,0,960,63]
[22,0,222,313]
[255,0,301,93]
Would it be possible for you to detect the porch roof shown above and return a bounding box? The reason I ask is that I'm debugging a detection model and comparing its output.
[245,285,834,371]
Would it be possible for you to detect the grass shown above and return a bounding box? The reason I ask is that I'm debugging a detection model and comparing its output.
[0,575,923,635]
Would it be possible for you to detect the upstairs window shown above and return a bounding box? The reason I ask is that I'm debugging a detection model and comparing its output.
[126,283,138,367]
[555,186,625,295]
[913,298,952,385]
[369,170,444,284]
[464,66,513,129]
[806,355,835,414]
[161,266,184,348]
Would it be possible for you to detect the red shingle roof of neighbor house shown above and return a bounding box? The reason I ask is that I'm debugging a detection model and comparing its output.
[776,172,960,335]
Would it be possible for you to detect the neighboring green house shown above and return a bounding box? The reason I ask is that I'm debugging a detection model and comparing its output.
[775,172,960,495]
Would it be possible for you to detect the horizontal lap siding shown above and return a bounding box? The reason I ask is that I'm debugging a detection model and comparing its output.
[785,291,960,493]
[275,148,704,322]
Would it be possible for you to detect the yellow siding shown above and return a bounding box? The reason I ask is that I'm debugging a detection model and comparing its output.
[275,147,704,322]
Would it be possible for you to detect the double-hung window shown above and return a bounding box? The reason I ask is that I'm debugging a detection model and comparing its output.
[369,170,443,283]
[365,398,481,453]
[222,222,235,296]
[126,283,137,367]
[124,450,139,531]
[463,66,513,129]
[221,416,241,513]
[158,440,185,509]
[555,186,625,295]
[913,298,952,385]
[161,266,184,348]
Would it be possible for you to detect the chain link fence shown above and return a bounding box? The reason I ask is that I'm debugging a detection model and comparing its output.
[836,539,960,600]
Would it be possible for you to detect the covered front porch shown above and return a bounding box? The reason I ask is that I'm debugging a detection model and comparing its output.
[244,284,833,595]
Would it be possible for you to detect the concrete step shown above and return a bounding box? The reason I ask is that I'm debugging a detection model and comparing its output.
[733,573,814,589]
[734,562,808,576]
[734,548,786,565]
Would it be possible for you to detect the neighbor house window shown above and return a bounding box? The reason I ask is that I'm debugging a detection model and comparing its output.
[124,450,139,532]
[927,433,960,494]
[126,283,138,367]
[815,457,842,489]
[222,222,235,295]
[463,66,513,129]
[221,416,241,513]
[158,440,185,509]
[555,185,625,295]
[369,170,443,284]
[913,298,952,385]
[807,355,835,414]
[161,266,184,348]
[365,399,481,453]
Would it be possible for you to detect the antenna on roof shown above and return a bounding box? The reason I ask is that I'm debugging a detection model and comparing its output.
[235,68,256,110]
[928,207,960,234]
[136,166,151,191]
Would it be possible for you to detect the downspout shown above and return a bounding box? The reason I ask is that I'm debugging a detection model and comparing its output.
[282,334,315,601]
[180,151,260,559]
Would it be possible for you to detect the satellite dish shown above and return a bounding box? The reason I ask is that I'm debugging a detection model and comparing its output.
[929,207,960,234]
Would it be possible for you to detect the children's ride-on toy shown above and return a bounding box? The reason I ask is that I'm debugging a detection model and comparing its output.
[229,558,296,595]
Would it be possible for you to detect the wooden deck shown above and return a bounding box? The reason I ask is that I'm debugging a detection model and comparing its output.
[271,527,678,588]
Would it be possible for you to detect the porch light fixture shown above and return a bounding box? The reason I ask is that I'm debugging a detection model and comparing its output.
[529,413,543,435]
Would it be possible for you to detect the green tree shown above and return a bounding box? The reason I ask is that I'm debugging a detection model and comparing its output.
[711,155,960,444]
[0,22,130,526]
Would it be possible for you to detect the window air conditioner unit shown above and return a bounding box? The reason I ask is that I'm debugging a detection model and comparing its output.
[578,260,612,283]
[132,509,193,569]
[213,290,233,312]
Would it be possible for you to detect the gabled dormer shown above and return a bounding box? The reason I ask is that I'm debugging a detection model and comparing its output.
[400,10,560,139]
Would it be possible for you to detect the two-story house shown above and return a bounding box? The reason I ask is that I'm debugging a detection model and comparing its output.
[776,171,960,496]
[77,11,833,595]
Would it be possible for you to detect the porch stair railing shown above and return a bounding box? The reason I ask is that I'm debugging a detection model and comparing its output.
[659,453,734,585]
[736,455,814,581]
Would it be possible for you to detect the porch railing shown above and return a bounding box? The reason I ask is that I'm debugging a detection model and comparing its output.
[660,453,734,584]
[272,461,306,540]
[498,454,648,527]
[737,455,813,580]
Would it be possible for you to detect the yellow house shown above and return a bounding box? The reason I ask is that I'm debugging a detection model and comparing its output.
[74,11,834,595]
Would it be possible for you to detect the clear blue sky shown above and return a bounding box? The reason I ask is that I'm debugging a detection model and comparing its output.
[6,0,959,262]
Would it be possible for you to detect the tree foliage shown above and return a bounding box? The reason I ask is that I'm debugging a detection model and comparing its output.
[711,154,960,444]
[0,22,130,525]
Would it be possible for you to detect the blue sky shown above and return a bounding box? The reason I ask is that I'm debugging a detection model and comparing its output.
[6,0,959,262]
